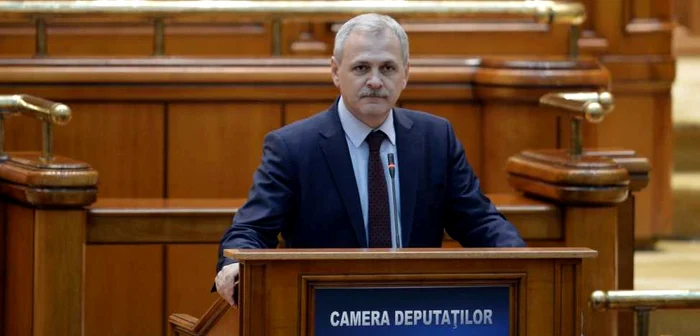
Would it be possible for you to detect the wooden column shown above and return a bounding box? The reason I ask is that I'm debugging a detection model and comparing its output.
[1,152,98,336]
[506,149,649,336]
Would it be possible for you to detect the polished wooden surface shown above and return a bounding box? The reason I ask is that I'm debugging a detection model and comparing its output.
[565,206,619,336]
[85,245,164,336]
[33,210,85,336]
[87,194,562,243]
[226,247,597,260]
[4,205,34,336]
[231,248,589,336]
[3,205,85,336]
[167,103,281,198]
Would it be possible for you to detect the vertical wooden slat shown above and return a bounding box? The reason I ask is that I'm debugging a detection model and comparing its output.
[33,210,85,336]
[4,204,34,336]
[85,245,165,336]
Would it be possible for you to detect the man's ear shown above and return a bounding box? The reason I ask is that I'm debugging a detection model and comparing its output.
[330,56,341,88]
[402,61,410,89]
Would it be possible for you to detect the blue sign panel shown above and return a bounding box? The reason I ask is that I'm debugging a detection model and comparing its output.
[313,285,510,336]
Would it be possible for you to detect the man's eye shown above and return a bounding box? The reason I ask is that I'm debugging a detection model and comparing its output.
[382,65,396,72]
[353,65,368,72]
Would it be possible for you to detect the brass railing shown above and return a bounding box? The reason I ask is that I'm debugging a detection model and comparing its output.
[539,91,615,157]
[591,290,700,336]
[0,0,587,55]
[0,94,71,164]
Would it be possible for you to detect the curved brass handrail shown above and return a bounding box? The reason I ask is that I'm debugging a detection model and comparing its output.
[0,1,586,24]
[539,91,614,157]
[0,94,71,125]
[0,94,72,163]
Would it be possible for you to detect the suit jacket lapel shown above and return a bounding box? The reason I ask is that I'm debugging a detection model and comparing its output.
[394,109,422,246]
[318,102,367,247]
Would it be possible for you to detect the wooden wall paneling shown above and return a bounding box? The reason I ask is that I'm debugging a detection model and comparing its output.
[166,244,232,336]
[593,0,672,55]
[4,204,34,336]
[50,103,166,198]
[311,20,571,56]
[0,24,35,57]
[164,23,272,56]
[482,105,559,193]
[401,102,483,178]
[33,210,85,336]
[406,23,570,56]
[564,207,619,336]
[284,102,336,124]
[3,115,42,151]
[46,21,154,56]
[167,103,282,198]
[85,245,165,336]
[592,95,657,241]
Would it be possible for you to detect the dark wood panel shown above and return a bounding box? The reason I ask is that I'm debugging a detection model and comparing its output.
[50,103,165,198]
[4,204,33,336]
[85,245,164,336]
[33,210,84,336]
[166,244,222,336]
[0,24,35,57]
[401,102,483,178]
[165,23,271,56]
[47,23,153,56]
[167,103,282,198]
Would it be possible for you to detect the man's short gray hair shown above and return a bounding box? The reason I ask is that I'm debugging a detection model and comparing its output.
[333,13,410,66]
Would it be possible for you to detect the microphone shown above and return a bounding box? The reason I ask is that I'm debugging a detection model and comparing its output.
[387,153,402,248]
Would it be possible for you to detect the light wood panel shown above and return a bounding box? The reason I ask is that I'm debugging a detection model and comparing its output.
[0,24,35,57]
[4,204,33,336]
[402,102,482,178]
[47,23,153,56]
[165,23,271,56]
[482,105,559,193]
[85,245,164,336]
[50,103,165,198]
[167,103,282,198]
[166,244,221,336]
[3,115,42,151]
[33,210,85,336]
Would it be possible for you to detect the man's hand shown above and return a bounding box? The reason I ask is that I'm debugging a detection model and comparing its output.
[215,263,240,307]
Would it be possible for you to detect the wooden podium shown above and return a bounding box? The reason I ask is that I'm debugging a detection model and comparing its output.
[224,248,596,336]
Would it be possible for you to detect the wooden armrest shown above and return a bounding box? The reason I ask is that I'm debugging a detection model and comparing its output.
[169,314,199,335]
[168,298,231,336]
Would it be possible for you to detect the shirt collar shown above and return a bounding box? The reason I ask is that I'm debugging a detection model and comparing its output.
[338,96,396,148]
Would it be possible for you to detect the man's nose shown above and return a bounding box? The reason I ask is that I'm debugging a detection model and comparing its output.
[366,73,383,89]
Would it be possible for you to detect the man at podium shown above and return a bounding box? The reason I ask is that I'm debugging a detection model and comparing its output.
[215,13,525,305]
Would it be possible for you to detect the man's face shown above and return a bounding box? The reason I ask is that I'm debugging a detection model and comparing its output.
[331,29,409,127]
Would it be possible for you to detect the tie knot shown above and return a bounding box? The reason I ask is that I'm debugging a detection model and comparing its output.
[365,131,386,152]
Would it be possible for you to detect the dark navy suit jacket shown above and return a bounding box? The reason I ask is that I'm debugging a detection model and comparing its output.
[216,99,525,272]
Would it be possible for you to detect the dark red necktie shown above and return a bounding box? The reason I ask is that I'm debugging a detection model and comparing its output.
[365,131,391,247]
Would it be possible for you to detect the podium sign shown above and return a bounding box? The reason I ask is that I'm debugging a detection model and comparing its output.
[313,286,510,336]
